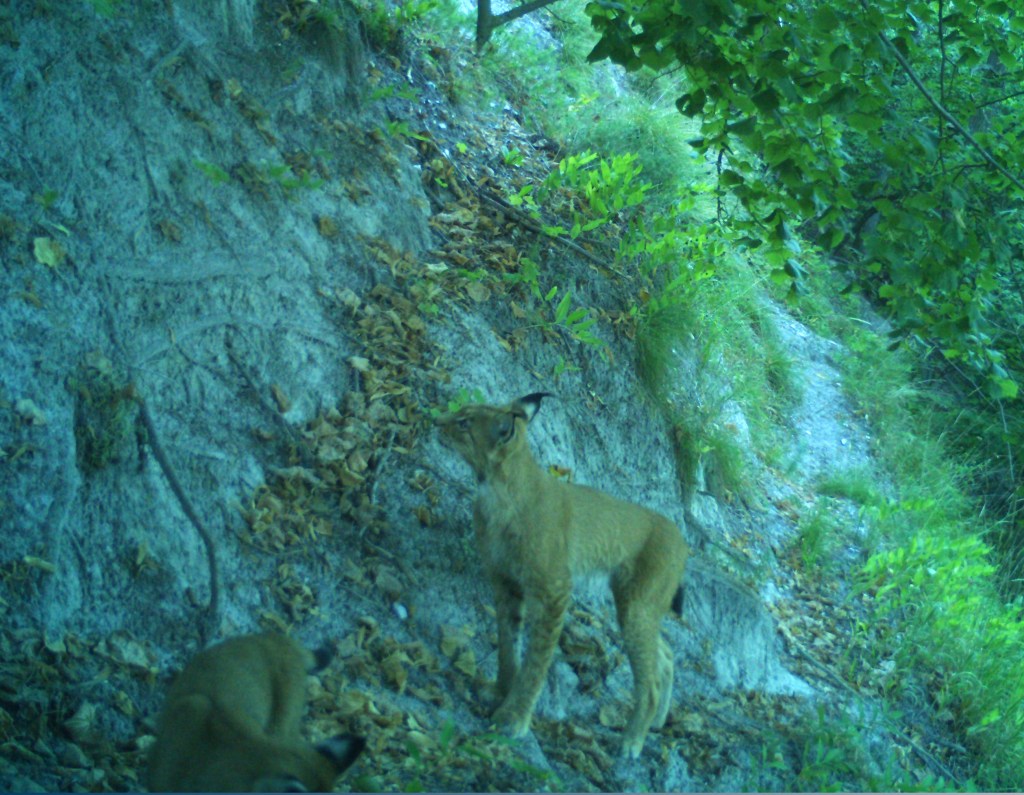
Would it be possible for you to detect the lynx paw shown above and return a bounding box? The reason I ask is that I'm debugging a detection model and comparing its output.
[621,734,645,760]
[491,704,532,738]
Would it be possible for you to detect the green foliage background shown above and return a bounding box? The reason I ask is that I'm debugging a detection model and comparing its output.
[585,0,1024,588]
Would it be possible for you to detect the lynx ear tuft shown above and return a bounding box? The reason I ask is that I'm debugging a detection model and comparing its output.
[516,392,555,422]
[317,734,366,774]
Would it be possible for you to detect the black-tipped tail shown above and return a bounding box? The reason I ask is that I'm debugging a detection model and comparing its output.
[317,734,366,774]
[310,641,335,673]
[671,585,684,616]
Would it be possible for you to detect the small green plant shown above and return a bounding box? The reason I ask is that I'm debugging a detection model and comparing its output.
[507,151,651,245]
[370,84,421,102]
[260,161,324,193]
[34,187,59,210]
[66,354,136,473]
[385,120,431,142]
[391,718,559,792]
[791,710,870,792]
[543,287,602,347]
[360,0,440,47]
[540,151,650,241]
[796,500,836,571]
[816,468,882,508]
[502,256,542,299]
[552,355,579,380]
[87,0,123,17]
[402,720,456,792]
[394,0,440,24]
[430,388,486,419]
[500,146,524,167]
[194,159,231,185]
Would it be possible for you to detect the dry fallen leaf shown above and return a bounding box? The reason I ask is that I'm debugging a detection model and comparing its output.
[406,730,430,751]
[113,690,135,717]
[64,702,98,744]
[33,236,66,268]
[679,712,705,733]
[102,634,154,673]
[15,398,46,426]
[348,356,371,373]
[466,282,490,302]
[335,689,372,717]
[271,384,291,413]
[317,215,340,238]
[24,555,56,574]
[598,703,623,728]
[374,568,404,600]
[381,652,409,693]
[453,649,476,677]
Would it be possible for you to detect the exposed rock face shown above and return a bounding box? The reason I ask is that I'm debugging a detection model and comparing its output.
[0,3,896,792]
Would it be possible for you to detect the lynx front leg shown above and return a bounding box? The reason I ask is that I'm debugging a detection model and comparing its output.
[491,576,524,699]
[491,579,570,738]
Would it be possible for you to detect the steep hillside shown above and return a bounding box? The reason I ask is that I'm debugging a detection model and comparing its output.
[0,1,972,791]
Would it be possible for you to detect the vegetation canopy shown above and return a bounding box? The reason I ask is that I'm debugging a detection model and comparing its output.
[585,0,1024,397]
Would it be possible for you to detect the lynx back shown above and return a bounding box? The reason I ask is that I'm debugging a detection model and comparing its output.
[146,633,365,792]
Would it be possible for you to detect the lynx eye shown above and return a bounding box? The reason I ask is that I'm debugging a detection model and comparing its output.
[456,417,471,431]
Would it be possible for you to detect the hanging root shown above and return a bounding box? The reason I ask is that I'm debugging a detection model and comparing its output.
[133,388,220,644]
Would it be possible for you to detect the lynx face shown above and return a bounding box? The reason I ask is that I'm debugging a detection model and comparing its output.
[435,394,546,481]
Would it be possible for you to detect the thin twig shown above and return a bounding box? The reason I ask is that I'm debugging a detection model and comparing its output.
[225,346,313,466]
[422,136,615,268]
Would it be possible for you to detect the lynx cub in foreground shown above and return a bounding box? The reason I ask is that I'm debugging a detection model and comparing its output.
[146,633,365,792]
[436,392,689,758]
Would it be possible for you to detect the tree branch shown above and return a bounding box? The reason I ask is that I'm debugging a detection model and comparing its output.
[976,88,1024,110]
[877,29,1024,196]
[492,0,562,27]
[477,0,564,49]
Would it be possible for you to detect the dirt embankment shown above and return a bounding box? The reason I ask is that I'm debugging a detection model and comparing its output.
[0,2,962,791]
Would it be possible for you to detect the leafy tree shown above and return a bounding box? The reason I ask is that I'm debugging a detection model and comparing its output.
[585,0,1024,400]
[580,0,1024,575]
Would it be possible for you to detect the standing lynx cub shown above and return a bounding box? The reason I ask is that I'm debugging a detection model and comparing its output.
[146,633,365,792]
[436,392,689,758]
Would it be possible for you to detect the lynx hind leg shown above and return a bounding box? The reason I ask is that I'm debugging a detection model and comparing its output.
[652,637,674,730]
[617,608,664,759]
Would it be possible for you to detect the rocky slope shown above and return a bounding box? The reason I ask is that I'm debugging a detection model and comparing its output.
[0,1,967,791]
